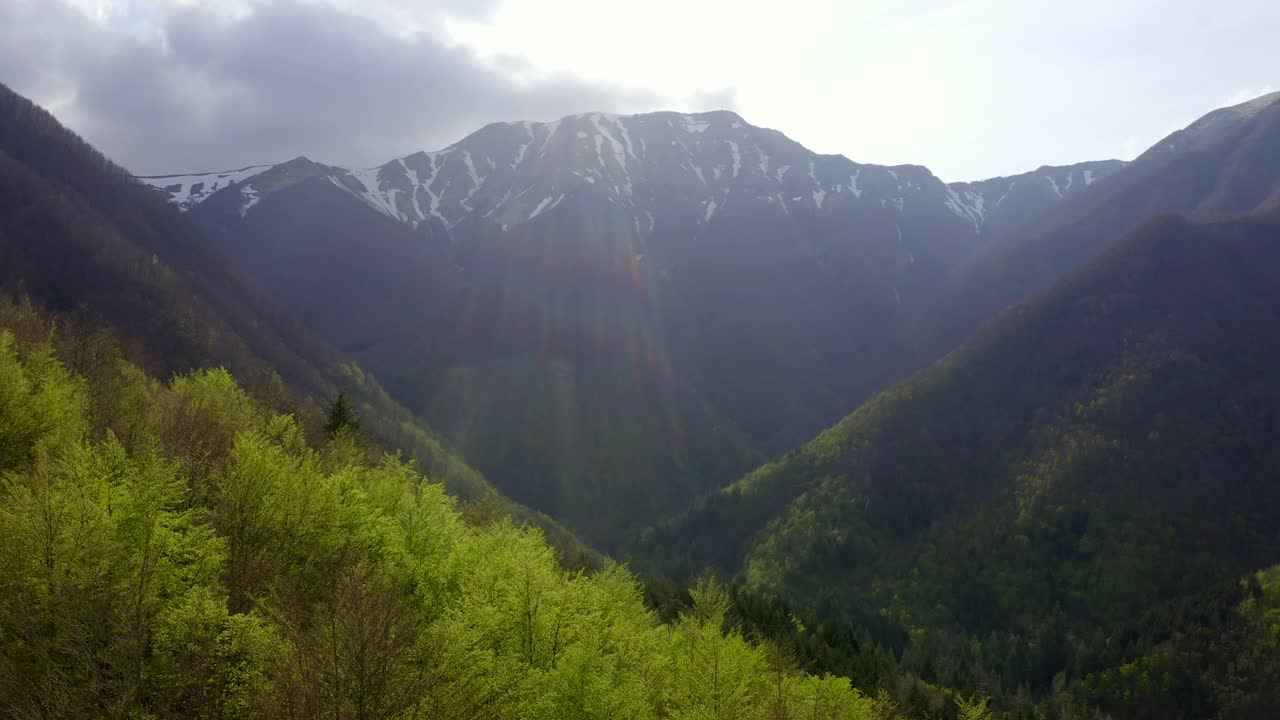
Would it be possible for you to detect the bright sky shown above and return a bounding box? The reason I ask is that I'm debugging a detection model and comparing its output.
[444,0,1279,179]
[14,0,1280,180]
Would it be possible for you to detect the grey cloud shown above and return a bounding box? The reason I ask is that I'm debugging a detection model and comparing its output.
[0,0,660,173]
[404,0,502,22]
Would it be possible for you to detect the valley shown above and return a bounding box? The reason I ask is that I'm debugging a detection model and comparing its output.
[2,52,1278,716]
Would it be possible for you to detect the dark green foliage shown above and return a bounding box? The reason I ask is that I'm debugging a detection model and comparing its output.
[635,208,1280,718]
[1074,570,1280,719]
[324,391,360,436]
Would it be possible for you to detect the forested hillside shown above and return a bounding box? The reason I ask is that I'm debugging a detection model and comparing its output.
[635,206,1280,717]
[0,81,589,562]
[0,294,910,720]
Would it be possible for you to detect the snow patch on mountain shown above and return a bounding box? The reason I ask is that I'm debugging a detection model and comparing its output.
[348,166,400,218]
[592,113,628,170]
[527,193,567,220]
[1045,174,1063,198]
[683,117,711,133]
[239,185,261,217]
[847,170,863,199]
[459,150,486,212]
[539,119,563,157]
[945,188,985,233]
[140,165,272,210]
[703,199,718,223]
[512,123,533,168]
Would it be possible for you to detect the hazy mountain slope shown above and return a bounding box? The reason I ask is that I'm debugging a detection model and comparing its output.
[638,201,1280,708]
[899,91,1280,370]
[0,86,331,399]
[181,149,763,544]
[188,156,465,354]
[0,82,592,562]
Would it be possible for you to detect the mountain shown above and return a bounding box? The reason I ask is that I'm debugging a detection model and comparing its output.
[898,90,1280,370]
[138,164,275,210]
[635,190,1280,715]
[149,112,1121,248]
[0,81,592,563]
[944,159,1126,249]
[140,110,1122,545]
[634,89,1280,590]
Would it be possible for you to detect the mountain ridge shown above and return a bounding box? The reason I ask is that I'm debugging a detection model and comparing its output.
[133,93,1277,554]
[631,89,1280,581]
[150,107,1126,545]
[142,108,1125,246]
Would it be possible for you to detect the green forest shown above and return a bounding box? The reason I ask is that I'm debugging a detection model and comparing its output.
[0,294,919,719]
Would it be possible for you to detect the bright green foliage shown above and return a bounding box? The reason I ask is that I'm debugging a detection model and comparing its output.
[0,311,880,719]
[0,330,88,473]
[0,430,222,714]
[953,695,993,720]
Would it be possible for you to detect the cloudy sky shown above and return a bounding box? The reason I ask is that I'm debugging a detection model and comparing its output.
[3,0,1276,181]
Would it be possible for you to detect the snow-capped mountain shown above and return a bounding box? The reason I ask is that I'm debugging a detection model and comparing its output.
[132,94,1280,547]
[135,110,1127,544]
[142,110,1122,248]
[140,164,274,211]
[945,160,1126,239]
[330,110,976,239]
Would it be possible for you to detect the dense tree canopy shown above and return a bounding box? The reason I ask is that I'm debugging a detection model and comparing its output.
[0,297,918,720]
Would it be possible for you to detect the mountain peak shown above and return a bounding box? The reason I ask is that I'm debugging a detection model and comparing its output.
[553,108,746,125]
[1145,90,1280,161]
[668,108,747,127]
[274,155,320,169]
[465,109,753,147]
[1225,89,1280,119]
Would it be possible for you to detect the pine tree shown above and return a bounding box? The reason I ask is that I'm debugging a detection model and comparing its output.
[324,391,360,437]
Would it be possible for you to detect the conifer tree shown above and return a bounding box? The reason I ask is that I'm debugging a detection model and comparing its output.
[324,390,360,436]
